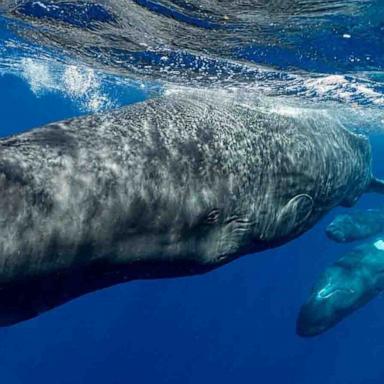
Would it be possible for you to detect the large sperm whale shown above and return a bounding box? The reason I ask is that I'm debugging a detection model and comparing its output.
[0,91,383,326]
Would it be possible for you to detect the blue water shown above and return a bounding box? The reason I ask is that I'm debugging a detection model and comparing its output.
[1,1,384,383]
[0,70,383,384]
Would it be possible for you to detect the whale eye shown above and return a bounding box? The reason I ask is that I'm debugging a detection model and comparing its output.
[205,209,220,224]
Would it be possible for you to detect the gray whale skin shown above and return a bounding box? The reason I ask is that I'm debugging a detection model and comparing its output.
[0,93,383,326]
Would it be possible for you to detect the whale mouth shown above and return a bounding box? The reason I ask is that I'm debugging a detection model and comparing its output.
[296,299,339,337]
[296,306,328,337]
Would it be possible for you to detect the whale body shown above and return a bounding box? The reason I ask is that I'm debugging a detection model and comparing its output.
[0,92,382,325]
[326,209,384,243]
[297,208,384,336]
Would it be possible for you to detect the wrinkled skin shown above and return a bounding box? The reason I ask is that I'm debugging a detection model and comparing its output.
[297,239,384,337]
[326,209,384,243]
[0,91,379,326]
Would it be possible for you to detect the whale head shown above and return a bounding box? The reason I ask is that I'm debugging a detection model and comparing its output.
[297,243,383,337]
[325,214,356,242]
[296,266,367,337]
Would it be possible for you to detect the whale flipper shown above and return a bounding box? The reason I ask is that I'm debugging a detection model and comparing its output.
[369,178,384,194]
[274,194,314,239]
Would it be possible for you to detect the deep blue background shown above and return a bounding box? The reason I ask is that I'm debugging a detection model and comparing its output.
[0,72,384,384]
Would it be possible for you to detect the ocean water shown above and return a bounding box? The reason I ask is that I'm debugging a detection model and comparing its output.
[0,1,383,383]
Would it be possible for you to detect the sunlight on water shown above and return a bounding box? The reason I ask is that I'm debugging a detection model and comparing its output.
[0,0,383,130]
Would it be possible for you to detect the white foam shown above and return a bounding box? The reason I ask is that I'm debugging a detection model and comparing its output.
[20,58,57,94]
[19,58,114,112]
[270,105,303,117]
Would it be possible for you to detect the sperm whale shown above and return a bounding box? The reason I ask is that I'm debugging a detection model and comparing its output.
[0,91,382,325]
[326,209,384,243]
[297,239,384,337]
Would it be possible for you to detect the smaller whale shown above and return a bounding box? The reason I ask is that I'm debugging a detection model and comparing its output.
[326,209,384,243]
[297,238,384,337]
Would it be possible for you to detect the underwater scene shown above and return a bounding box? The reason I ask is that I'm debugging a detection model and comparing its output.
[0,0,384,383]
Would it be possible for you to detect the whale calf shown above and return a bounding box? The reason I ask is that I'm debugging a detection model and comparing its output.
[326,209,384,243]
[297,239,384,337]
[0,91,383,325]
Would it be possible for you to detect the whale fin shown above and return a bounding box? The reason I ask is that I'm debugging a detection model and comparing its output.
[369,178,384,195]
[274,194,314,239]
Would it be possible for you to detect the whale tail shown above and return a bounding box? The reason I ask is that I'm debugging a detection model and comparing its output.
[369,177,384,194]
